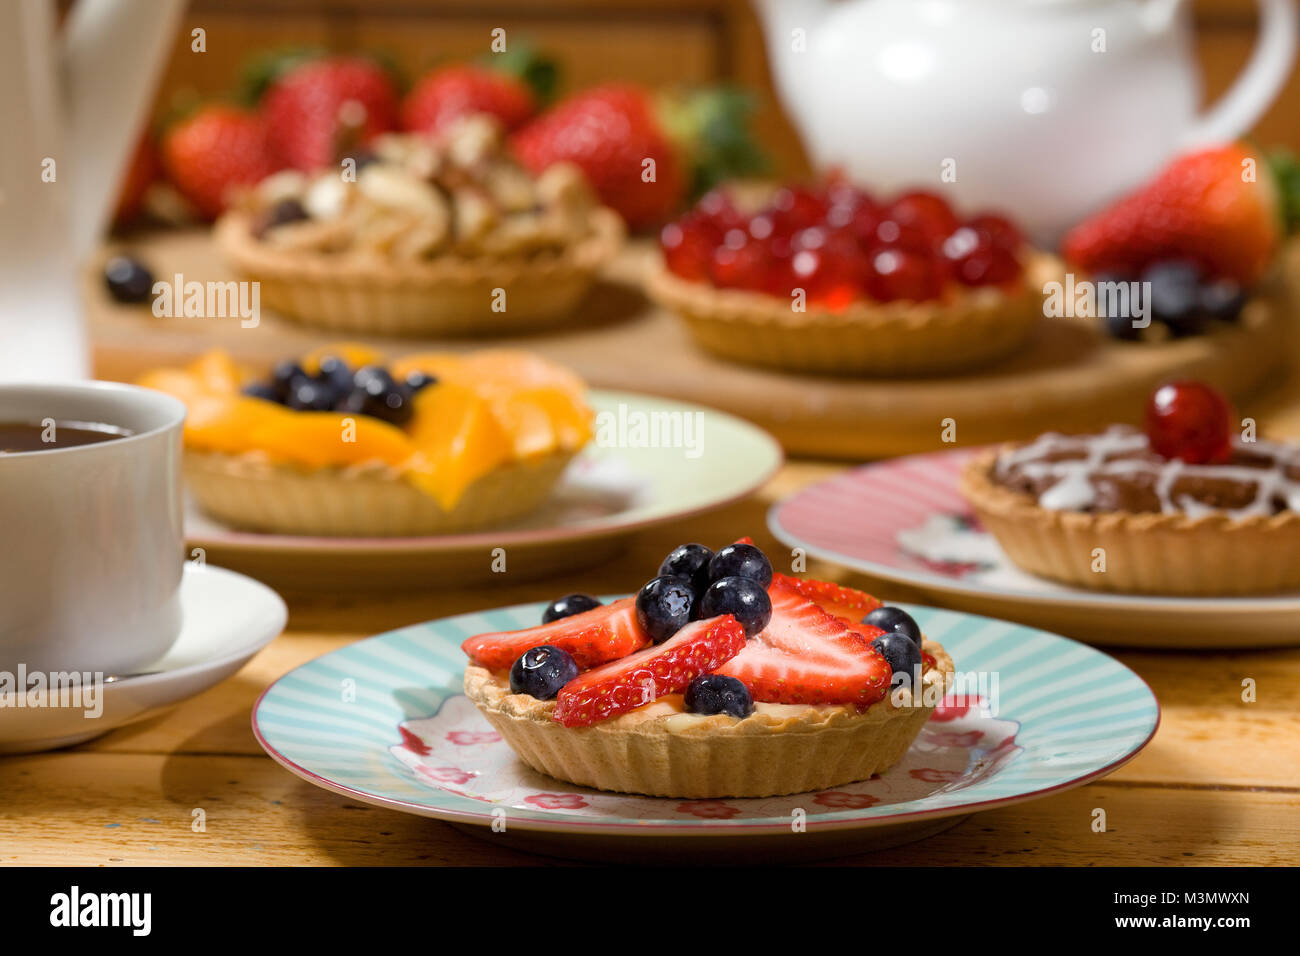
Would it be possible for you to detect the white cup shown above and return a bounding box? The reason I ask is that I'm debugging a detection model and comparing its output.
[0,381,186,673]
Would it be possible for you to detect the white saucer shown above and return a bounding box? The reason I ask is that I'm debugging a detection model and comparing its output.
[0,564,286,753]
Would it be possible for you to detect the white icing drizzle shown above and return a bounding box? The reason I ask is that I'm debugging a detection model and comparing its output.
[995,425,1300,518]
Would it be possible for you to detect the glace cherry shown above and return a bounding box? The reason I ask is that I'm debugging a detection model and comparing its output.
[1144,381,1235,464]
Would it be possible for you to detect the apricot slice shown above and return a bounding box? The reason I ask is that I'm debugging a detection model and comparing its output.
[185,396,295,455]
[389,349,587,405]
[387,351,468,384]
[405,383,513,510]
[186,350,242,394]
[496,386,594,455]
[247,411,416,468]
[136,367,210,407]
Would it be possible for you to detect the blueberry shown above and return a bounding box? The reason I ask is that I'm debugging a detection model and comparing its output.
[636,576,696,644]
[685,674,754,718]
[242,382,281,403]
[103,255,155,304]
[541,593,602,624]
[871,631,923,688]
[1199,279,1246,322]
[270,360,309,400]
[340,366,414,426]
[508,645,578,700]
[254,198,309,236]
[657,543,715,595]
[699,575,772,638]
[863,606,923,647]
[1094,272,1142,341]
[1143,260,1201,326]
[315,355,355,395]
[707,543,773,588]
[286,379,336,411]
[1103,309,1143,341]
[404,371,438,392]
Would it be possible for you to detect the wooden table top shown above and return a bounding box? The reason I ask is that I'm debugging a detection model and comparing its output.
[4,455,1299,866]
[7,238,1300,866]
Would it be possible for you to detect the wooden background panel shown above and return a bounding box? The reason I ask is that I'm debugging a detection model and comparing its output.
[141,0,1300,180]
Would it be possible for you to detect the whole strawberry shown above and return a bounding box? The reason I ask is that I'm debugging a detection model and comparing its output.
[402,64,537,136]
[512,85,682,229]
[513,84,764,230]
[1063,143,1282,285]
[260,54,400,171]
[161,105,279,220]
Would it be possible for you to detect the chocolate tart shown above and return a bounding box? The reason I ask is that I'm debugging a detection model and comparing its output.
[961,427,1300,595]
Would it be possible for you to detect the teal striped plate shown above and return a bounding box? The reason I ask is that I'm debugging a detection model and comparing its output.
[252,602,1159,840]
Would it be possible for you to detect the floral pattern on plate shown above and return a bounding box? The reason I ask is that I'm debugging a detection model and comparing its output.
[386,693,1023,821]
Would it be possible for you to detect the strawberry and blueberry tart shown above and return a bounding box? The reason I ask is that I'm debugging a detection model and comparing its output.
[647,181,1061,375]
[215,116,623,335]
[1063,143,1295,342]
[461,539,954,798]
[961,381,1300,595]
[138,344,592,536]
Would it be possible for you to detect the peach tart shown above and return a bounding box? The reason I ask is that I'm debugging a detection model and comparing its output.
[137,345,593,536]
[461,538,953,798]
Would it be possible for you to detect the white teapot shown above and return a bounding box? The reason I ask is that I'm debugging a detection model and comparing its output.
[0,0,183,381]
[753,0,1297,244]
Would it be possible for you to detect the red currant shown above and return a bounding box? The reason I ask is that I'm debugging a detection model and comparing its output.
[872,218,939,255]
[660,213,717,281]
[864,247,944,302]
[887,191,960,239]
[710,230,772,291]
[942,226,1021,285]
[768,186,830,236]
[696,188,743,230]
[791,230,862,308]
[966,212,1023,250]
[1144,381,1235,464]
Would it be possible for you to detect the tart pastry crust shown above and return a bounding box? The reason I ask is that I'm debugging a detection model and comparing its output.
[647,251,1063,376]
[463,640,954,798]
[216,208,624,336]
[186,448,574,537]
[961,447,1300,595]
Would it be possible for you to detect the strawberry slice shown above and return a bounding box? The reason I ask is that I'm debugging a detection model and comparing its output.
[715,583,891,708]
[461,598,648,671]
[771,572,883,626]
[552,615,747,727]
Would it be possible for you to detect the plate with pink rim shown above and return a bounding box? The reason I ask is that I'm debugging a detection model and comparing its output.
[768,447,1300,648]
[251,598,1158,862]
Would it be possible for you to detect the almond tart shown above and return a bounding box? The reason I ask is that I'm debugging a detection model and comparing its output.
[215,117,623,336]
[648,183,1060,375]
[137,345,593,537]
[460,540,954,798]
[961,382,1300,595]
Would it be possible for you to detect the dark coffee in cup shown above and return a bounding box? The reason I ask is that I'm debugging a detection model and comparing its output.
[0,420,133,454]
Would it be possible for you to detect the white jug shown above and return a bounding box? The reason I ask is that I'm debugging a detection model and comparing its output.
[0,0,183,381]
[753,0,1298,244]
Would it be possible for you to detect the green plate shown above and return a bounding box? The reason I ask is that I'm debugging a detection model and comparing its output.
[184,390,784,589]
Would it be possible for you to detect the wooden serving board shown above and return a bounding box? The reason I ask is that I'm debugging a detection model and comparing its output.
[89,229,1298,459]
